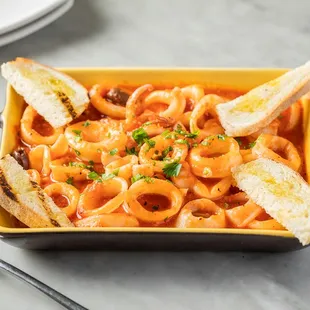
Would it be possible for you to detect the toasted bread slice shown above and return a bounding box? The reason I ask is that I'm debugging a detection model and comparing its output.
[0,155,73,228]
[232,158,310,245]
[1,58,89,128]
[216,61,310,136]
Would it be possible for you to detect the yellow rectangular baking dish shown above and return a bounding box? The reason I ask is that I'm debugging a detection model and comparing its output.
[0,67,309,251]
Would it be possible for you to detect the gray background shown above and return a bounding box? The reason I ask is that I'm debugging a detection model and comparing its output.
[1,1,310,309]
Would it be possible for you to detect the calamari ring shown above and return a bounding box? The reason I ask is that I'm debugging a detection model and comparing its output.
[252,134,301,171]
[225,200,263,228]
[144,87,186,121]
[44,182,80,218]
[89,84,126,119]
[240,149,258,163]
[279,101,301,133]
[132,164,154,177]
[250,119,280,140]
[26,169,41,185]
[222,192,248,204]
[171,162,196,189]
[189,136,242,178]
[247,218,285,230]
[75,214,139,227]
[126,84,154,124]
[78,177,128,218]
[192,177,232,200]
[50,134,69,159]
[175,199,226,228]
[179,111,192,129]
[21,106,63,145]
[65,119,127,163]
[181,84,205,108]
[50,157,90,182]
[139,135,188,173]
[190,95,226,140]
[124,178,183,223]
[28,145,51,177]
[105,155,139,184]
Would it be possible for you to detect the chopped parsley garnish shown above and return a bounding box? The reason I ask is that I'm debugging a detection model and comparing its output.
[217,134,227,141]
[201,136,215,146]
[88,170,117,182]
[175,139,190,147]
[192,143,198,148]
[112,168,120,176]
[68,160,94,170]
[145,139,156,151]
[235,137,242,146]
[203,167,211,176]
[142,121,152,127]
[97,148,102,153]
[131,174,154,184]
[161,129,171,137]
[248,141,256,149]
[164,216,169,222]
[125,147,138,156]
[161,146,173,159]
[132,128,149,145]
[88,171,99,180]
[101,173,117,180]
[66,177,74,185]
[72,129,82,142]
[109,148,118,156]
[174,124,199,139]
[83,121,91,127]
[89,160,94,166]
[74,149,81,156]
[152,205,159,211]
[162,159,182,177]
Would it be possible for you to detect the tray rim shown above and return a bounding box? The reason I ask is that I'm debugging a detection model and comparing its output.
[0,66,301,242]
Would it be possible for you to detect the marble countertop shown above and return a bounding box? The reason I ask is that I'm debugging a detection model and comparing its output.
[1,1,310,309]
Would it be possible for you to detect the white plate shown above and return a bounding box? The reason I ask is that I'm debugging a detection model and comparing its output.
[0,0,74,47]
[0,0,67,35]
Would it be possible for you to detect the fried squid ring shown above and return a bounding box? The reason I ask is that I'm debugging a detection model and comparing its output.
[190,95,226,140]
[65,119,127,163]
[50,157,90,182]
[279,101,301,133]
[26,169,41,185]
[252,134,301,171]
[126,84,154,124]
[189,136,242,178]
[132,164,154,177]
[225,200,263,228]
[144,87,186,121]
[50,134,69,159]
[105,155,139,184]
[247,216,285,230]
[28,145,51,177]
[89,84,126,119]
[139,135,188,173]
[44,182,80,218]
[171,162,196,189]
[124,178,183,223]
[192,177,232,200]
[75,214,139,227]
[181,84,205,108]
[78,177,128,218]
[21,106,63,145]
[179,111,192,129]
[175,199,226,228]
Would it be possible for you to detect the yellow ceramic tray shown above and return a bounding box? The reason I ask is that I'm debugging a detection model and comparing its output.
[0,68,308,251]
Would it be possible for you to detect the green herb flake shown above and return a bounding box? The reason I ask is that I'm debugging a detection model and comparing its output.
[162,160,182,177]
[192,143,198,148]
[125,147,138,156]
[164,216,169,222]
[88,160,94,166]
[145,139,156,150]
[235,137,242,146]
[101,173,116,180]
[88,171,99,180]
[74,149,81,156]
[83,121,91,127]
[161,146,173,159]
[203,167,211,176]
[217,134,227,141]
[175,139,190,147]
[66,177,74,185]
[131,174,154,184]
[161,129,171,137]
[132,128,149,145]
[152,205,159,211]
[248,141,256,149]
[112,168,120,176]
[97,148,102,153]
[109,148,118,156]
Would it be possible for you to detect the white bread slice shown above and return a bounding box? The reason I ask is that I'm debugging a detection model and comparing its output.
[0,154,73,228]
[1,58,89,128]
[232,158,310,245]
[216,61,310,136]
